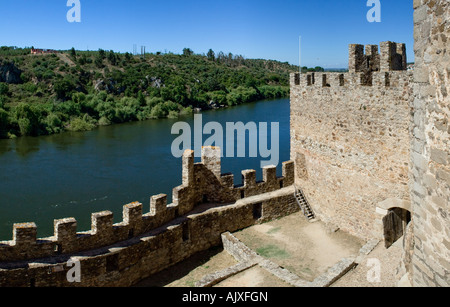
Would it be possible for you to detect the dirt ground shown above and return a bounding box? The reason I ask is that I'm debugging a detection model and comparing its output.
[134,212,366,287]
[214,265,293,287]
[332,240,404,287]
[233,212,365,282]
[133,246,237,287]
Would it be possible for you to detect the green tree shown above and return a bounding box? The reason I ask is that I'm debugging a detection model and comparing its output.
[137,91,145,106]
[78,54,87,65]
[108,50,117,65]
[98,49,106,59]
[22,82,38,95]
[94,56,104,68]
[70,47,77,58]
[0,83,9,96]
[67,114,96,132]
[54,77,77,100]
[207,49,215,61]
[13,103,42,136]
[150,103,167,119]
[0,108,9,137]
[182,48,194,56]
[95,49,106,68]
[45,113,63,134]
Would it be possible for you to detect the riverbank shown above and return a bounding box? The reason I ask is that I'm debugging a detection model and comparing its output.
[0,87,289,140]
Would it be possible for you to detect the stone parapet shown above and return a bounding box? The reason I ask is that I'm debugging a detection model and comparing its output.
[0,147,295,264]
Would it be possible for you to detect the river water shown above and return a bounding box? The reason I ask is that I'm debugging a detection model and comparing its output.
[0,98,290,240]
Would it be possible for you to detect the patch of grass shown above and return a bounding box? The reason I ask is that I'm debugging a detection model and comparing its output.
[300,267,313,275]
[267,227,281,235]
[256,245,290,259]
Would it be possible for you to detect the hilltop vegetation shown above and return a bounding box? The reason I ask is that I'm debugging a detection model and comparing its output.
[0,46,300,138]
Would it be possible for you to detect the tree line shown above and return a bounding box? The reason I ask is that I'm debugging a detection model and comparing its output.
[0,46,296,139]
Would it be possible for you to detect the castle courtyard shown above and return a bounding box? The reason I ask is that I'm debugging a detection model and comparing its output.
[134,212,404,287]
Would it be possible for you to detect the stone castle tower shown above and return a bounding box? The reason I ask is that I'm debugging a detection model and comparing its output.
[290,0,449,287]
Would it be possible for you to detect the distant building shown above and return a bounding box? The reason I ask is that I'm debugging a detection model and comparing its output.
[30,48,58,55]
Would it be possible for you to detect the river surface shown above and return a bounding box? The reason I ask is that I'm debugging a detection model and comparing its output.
[0,98,290,240]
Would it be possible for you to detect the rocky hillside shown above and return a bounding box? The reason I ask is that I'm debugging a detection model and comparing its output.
[0,60,22,84]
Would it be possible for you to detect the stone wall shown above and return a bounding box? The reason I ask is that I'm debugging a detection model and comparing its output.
[0,147,297,286]
[290,48,412,240]
[349,42,407,74]
[411,0,449,287]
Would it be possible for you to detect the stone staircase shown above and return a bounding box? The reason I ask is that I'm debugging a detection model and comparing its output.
[294,186,315,221]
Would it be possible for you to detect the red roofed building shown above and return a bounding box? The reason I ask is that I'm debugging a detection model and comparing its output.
[31,48,58,55]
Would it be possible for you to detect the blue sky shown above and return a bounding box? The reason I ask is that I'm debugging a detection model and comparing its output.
[0,0,414,68]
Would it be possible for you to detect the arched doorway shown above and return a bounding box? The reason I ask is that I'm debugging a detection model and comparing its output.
[383,207,411,248]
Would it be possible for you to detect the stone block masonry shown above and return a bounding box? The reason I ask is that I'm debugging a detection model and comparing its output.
[290,42,413,241]
[0,147,298,287]
[349,41,407,74]
[410,0,449,287]
[291,1,450,286]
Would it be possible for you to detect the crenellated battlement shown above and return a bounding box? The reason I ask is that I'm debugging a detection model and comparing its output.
[0,146,294,263]
[291,70,411,89]
[291,41,410,89]
[349,41,407,73]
